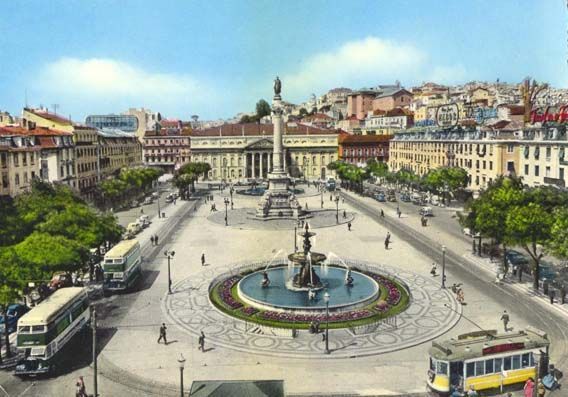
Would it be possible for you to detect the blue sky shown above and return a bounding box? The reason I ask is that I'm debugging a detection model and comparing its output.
[0,0,565,121]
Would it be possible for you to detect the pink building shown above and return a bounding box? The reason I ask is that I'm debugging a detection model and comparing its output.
[143,129,191,172]
[372,89,413,112]
[347,91,376,120]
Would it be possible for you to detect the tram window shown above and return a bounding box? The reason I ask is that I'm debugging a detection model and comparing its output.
[466,362,475,377]
[485,359,494,374]
[521,353,530,368]
[475,361,485,376]
[530,354,535,366]
[437,361,448,375]
[504,356,512,370]
[430,358,435,371]
[495,358,503,372]
[512,355,521,370]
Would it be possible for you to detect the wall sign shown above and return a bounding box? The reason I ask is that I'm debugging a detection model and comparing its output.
[436,104,459,127]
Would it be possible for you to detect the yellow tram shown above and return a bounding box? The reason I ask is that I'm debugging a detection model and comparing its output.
[427,327,549,394]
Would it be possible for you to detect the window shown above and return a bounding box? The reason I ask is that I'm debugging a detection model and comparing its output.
[15,173,20,186]
[561,168,565,181]
[546,166,551,177]
[504,356,512,371]
[475,360,485,376]
[466,362,475,377]
[437,361,448,375]
[489,161,493,170]
[13,153,19,166]
[525,164,529,175]
[522,353,531,368]
[512,355,521,370]
[546,147,551,159]
[535,165,540,177]
[507,161,515,172]
[485,359,494,374]
[476,160,480,169]
[507,144,514,153]
[483,161,486,169]
[495,358,503,372]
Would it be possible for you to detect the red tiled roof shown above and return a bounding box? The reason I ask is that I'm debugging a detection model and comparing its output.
[37,136,58,148]
[0,126,72,136]
[161,119,182,128]
[25,108,72,125]
[303,113,332,120]
[500,104,525,115]
[339,134,393,144]
[191,123,339,137]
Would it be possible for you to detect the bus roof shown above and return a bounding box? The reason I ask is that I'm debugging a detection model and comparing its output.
[18,287,87,326]
[429,327,549,361]
[105,239,140,258]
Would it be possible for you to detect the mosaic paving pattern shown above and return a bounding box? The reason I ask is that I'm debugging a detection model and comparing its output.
[164,262,462,359]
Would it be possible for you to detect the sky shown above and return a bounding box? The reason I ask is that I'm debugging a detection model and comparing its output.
[0,0,566,121]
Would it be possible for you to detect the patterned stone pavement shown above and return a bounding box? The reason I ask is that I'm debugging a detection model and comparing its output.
[164,261,462,359]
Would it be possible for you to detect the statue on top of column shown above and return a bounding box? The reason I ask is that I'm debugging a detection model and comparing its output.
[274,76,282,96]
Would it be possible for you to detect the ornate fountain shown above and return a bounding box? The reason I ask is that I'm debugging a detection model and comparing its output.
[288,223,325,289]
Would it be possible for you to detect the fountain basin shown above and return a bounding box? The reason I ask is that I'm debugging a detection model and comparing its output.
[237,265,379,313]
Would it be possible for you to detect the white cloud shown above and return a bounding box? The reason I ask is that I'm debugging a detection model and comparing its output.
[282,36,467,101]
[34,58,218,118]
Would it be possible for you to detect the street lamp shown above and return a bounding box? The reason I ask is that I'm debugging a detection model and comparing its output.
[324,291,330,354]
[334,195,340,223]
[441,246,446,289]
[164,250,175,294]
[224,197,229,226]
[156,184,162,219]
[320,187,324,208]
[177,353,186,397]
[230,186,234,209]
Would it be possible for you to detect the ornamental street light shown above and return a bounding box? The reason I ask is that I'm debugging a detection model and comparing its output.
[324,291,330,354]
[230,186,234,209]
[441,246,447,289]
[178,353,186,397]
[224,197,230,226]
[334,195,340,224]
[156,185,162,218]
[164,250,175,294]
[320,184,324,208]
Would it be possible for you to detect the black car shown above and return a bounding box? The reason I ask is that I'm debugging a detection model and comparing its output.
[505,249,529,271]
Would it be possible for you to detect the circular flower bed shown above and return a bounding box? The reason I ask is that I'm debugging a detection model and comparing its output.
[210,264,410,329]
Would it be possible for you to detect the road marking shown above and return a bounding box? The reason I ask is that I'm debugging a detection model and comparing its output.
[0,385,9,397]
[16,382,35,397]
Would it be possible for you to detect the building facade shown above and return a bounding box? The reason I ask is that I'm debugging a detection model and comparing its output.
[124,108,161,141]
[73,126,99,200]
[143,131,191,172]
[0,128,40,197]
[85,114,138,132]
[339,134,391,167]
[372,89,413,112]
[98,129,143,177]
[190,123,339,181]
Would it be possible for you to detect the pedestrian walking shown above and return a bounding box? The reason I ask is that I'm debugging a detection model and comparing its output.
[201,253,206,266]
[154,234,159,246]
[322,333,326,342]
[380,209,384,217]
[150,235,155,246]
[343,209,347,218]
[397,208,401,218]
[75,376,87,397]
[537,378,545,397]
[140,208,144,215]
[549,288,555,305]
[384,237,390,250]
[157,323,167,344]
[430,263,437,277]
[457,289,465,304]
[500,310,510,332]
[199,331,206,352]
[347,221,352,231]
[560,284,566,304]
[524,377,535,397]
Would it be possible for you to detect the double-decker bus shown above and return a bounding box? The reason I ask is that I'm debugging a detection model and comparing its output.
[103,239,142,292]
[427,327,550,395]
[15,287,90,376]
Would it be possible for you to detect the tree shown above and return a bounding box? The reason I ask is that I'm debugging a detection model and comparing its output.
[173,174,194,199]
[422,167,468,204]
[299,108,308,117]
[548,208,568,259]
[506,201,554,290]
[256,99,271,119]
[179,162,212,189]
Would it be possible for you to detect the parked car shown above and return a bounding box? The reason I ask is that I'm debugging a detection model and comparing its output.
[400,193,411,202]
[165,194,175,203]
[125,221,142,238]
[49,272,73,290]
[138,215,151,228]
[419,206,434,217]
[374,193,386,202]
[505,249,529,270]
[539,260,558,281]
[143,197,154,205]
[0,304,29,334]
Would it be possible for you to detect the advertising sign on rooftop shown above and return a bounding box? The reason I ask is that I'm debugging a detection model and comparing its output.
[436,104,459,127]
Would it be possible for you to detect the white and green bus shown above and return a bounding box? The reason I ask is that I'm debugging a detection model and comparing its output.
[15,287,90,376]
[103,239,142,292]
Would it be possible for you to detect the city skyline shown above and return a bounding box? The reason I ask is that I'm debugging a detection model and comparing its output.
[0,0,566,120]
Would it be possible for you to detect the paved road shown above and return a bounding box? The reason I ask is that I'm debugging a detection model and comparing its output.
[342,190,568,382]
[0,186,199,397]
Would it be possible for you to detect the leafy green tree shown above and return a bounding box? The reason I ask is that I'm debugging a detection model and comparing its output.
[173,173,194,199]
[255,99,271,119]
[506,202,554,290]
[179,162,212,188]
[0,198,24,246]
[547,208,568,259]
[422,167,468,204]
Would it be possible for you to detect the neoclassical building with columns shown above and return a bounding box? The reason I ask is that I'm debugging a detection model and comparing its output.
[190,123,340,181]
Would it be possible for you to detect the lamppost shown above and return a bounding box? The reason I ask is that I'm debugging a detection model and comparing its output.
[177,353,186,397]
[294,226,297,252]
[324,291,330,354]
[224,197,229,226]
[320,186,324,208]
[334,195,340,223]
[164,250,175,294]
[230,186,234,209]
[441,245,446,289]
[156,184,162,218]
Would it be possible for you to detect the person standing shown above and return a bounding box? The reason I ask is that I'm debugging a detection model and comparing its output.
[76,376,87,397]
[523,377,535,397]
[150,235,155,246]
[560,284,566,304]
[549,288,555,305]
[430,263,437,277]
[155,234,159,246]
[347,221,352,231]
[537,378,545,397]
[380,209,384,217]
[157,323,167,344]
[199,331,206,352]
[500,310,510,332]
[201,253,206,266]
[330,194,333,201]
[343,209,347,218]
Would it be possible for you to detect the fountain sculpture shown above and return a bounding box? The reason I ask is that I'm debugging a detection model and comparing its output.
[288,223,326,289]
